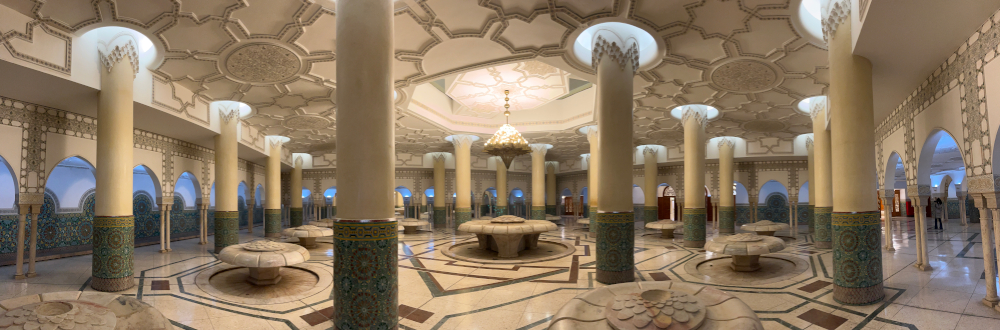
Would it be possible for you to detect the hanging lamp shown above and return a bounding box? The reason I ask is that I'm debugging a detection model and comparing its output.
[483,90,531,169]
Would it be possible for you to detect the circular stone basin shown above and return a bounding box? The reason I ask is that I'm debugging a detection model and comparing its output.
[0,292,172,330]
[740,220,789,236]
[399,218,430,234]
[283,225,334,248]
[645,220,683,238]
[218,241,310,285]
[311,220,335,228]
[686,255,809,286]
[458,218,557,258]
[442,240,576,264]
[704,233,785,272]
[548,281,763,329]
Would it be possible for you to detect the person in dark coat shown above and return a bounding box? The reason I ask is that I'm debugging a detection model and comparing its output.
[932,198,944,229]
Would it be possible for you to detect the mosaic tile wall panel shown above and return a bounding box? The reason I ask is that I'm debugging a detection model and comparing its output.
[254,205,263,226]
[633,205,646,222]
[966,197,980,223]
[946,199,962,219]
[132,193,161,245]
[37,192,94,251]
[0,214,22,254]
[798,204,813,225]
[238,197,248,228]
[756,193,789,224]
[171,198,200,239]
[735,205,752,225]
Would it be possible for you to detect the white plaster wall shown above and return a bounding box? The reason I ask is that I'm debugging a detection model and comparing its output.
[45,133,96,177]
[913,88,964,183]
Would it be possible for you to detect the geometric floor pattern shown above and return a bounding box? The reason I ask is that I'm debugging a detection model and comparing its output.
[0,217,995,329]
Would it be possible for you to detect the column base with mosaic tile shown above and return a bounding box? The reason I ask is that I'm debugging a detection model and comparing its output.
[213,211,239,253]
[596,211,635,284]
[531,206,545,220]
[643,206,657,224]
[333,220,398,329]
[683,208,706,248]
[289,207,303,227]
[91,216,135,292]
[546,205,556,215]
[589,206,598,233]
[495,205,507,216]
[832,211,884,305]
[264,209,281,238]
[433,206,446,227]
[814,207,832,249]
[455,207,471,225]
[718,206,735,234]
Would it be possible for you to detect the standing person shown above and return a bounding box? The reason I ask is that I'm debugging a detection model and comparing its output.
[932,198,944,230]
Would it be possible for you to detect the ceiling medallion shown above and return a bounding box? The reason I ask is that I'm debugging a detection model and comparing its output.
[484,90,531,169]
[225,43,301,83]
[742,120,788,133]
[284,116,331,130]
[710,60,777,93]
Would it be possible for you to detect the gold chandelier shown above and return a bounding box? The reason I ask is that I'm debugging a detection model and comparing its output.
[484,90,530,169]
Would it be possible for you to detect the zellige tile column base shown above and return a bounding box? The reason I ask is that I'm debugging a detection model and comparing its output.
[289,208,303,227]
[832,211,884,305]
[495,206,507,216]
[333,220,398,329]
[546,205,557,215]
[589,207,598,233]
[595,212,634,284]
[644,206,657,224]
[213,211,239,253]
[456,207,472,225]
[91,216,135,292]
[433,207,446,227]
[718,206,735,234]
[683,208,707,248]
[815,207,832,249]
[531,206,546,220]
[807,205,815,233]
[264,209,281,238]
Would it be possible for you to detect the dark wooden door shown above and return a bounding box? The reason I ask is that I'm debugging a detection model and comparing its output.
[658,196,671,220]
[891,190,901,217]
[705,195,714,223]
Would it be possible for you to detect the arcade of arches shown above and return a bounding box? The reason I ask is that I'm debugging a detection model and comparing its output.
[0,0,997,329]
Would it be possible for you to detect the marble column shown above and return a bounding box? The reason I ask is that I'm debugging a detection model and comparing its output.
[529,144,552,220]
[975,200,999,307]
[448,135,478,225]
[546,161,558,215]
[13,206,27,279]
[957,189,968,226]
[289,156,303,227]
[333,0,398,327]
[246,201,254,233]
[197,201,206,245]
[164,202,172,251]
[431,153,447,226]
[806,137,816,233]
[681,106,708,248]
[213,104,240,254]
[495,156,508,216]
[159,203,169,252]
[92,36,138,292]
[911,194,932,271]
[881,195,895,251]
[718,138,736,234]
[642,147,658,224]
[13,198,41,279]
[593,30,637,284]
[811,97,833,249]
[582,125,600,234]
[826,3,884,304]
[25,203,39,277]
[265,137,284,237]
[581,153,593,222]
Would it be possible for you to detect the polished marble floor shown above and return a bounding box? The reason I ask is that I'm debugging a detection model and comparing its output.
[0,217,995,330]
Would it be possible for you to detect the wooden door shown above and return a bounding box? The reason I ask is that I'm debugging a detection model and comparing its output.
[563,196,574,215]
[705,195,714,223]
[925,197,932,217]
[658,196,670,220]
[579,196,584,216]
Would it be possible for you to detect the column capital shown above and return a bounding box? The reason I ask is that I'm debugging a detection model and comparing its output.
[292,153,308,168]
[821,0,851,42]
[638,145,661,157]
[907,184,931,198]
[266,135,289,150]
[446,135,480,149]
[591,32,639,74]
[529,144,552,157]
[97,35,139,79]
[809,96,828,120]
[427,152,451,163]
[579,125,598,142]
[545,161,559,170]
[580,153,590,161]
[805,136,815,151]
[679,105,708,129]
[716,137,736,150]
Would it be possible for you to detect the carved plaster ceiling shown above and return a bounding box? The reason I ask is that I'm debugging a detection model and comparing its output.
[1,0,828,161]
[446,61,572,117]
